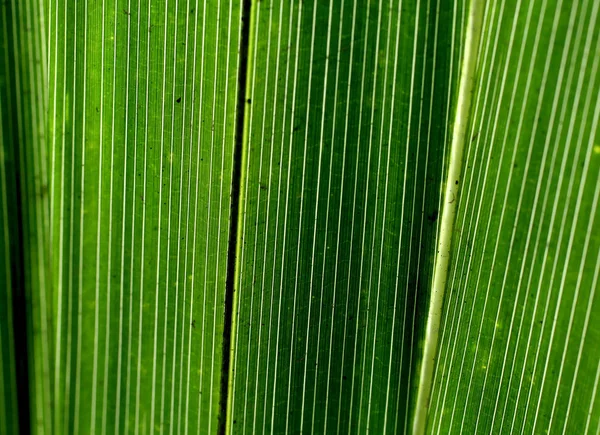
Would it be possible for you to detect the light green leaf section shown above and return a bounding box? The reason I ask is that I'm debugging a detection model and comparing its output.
[1,0,52,433]
[228,0,466,433]
[428,0,600,433]
[47,0,240,433]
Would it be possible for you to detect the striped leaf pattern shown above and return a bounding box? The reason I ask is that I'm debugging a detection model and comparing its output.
[1,0,599,434]
[47,0,240,433]
[1,0,52,433]
[428,0,600,433]
[228,0,466,433]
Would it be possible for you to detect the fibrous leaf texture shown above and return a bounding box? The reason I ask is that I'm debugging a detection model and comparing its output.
[0,0,598,434]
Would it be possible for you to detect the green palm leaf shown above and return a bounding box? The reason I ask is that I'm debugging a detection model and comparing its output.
[228,0,462,432]
[44,1,241,433]
[427,1,600,433]
[0,0,598,433]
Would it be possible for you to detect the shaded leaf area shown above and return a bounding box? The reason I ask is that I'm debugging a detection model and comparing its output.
[429,0,600,433]
[229,0,466,433]
[48,0,240,433]
[1,0,52,433]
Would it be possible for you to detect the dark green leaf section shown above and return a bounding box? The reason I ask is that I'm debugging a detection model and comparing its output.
[48,0,240,433]
[0,19,21,430]
[1,0,52,433]
[229,0,465,432]
[0,19,21,432]
[429,0,600,433]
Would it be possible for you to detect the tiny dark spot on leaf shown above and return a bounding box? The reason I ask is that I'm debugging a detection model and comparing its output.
[39,184,49,198]
[176,97,181,103]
